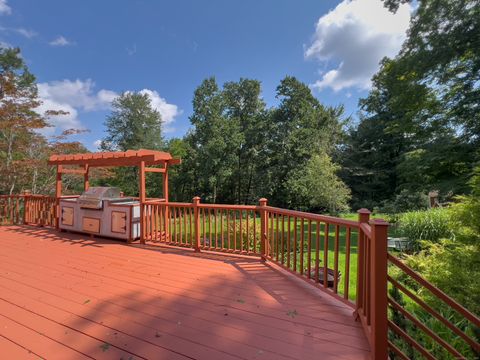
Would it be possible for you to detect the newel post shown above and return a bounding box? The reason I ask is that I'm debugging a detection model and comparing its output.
[356,209,371,316]
[259,198,268,261]
[193,197,201,252]
[22,189,31,225]
[370,218,389,360]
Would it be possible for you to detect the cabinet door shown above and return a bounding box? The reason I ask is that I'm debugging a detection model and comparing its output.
[82,217,100,233]
[61,207,74,226]
[111,211,127,234]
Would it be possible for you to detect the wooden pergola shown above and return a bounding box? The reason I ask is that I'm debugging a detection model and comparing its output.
[48,149,181,204]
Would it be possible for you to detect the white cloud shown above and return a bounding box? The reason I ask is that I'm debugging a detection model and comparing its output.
[36,79,114,134]
[49,36,73,46]
[305,0,412,92]
[38,79,113,112]
[138,89,182,129]
[15,28,36,38]
[36,79,181,134]
[93,139,102,149]
[0,0,11,15]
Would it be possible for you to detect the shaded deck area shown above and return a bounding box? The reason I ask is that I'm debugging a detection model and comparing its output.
[0,226,370,360]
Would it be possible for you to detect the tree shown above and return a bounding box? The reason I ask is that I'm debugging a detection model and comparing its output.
[0,47,49,194]
[186,77,241,203]
[101,92,164,151]
[266,76,347,209]
[101,92,164,196]
[222,78,266,204]
[342,0,479,208]
[391,0,480,144]
[286,154,351,213]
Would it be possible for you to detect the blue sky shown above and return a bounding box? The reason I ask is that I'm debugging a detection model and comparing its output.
[0,0,411,150]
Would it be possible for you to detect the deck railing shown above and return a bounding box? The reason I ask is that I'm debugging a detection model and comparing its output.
[0,195,24,225]
[0,194,57,227]
[1,194,479,359]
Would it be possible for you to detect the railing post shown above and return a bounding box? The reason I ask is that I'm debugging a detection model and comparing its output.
[356,209,371,317]
[370,218,389,360]
[193,197,201,252]
[23,190,31,225]
[259,198,268,261]
[22,190,31,225]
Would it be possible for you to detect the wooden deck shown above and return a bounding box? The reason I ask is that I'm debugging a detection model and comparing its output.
[0,226,371,360]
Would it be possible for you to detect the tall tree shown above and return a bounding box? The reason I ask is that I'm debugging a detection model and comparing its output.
[0,47,49,194]
[222,78,266,204]
[174,76,349,211]
[266,76,347,210]
[101,92,164,196]
[186,77,240,203]
[342,0,479,208]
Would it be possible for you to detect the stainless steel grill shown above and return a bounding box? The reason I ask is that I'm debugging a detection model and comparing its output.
[78,187,121,209]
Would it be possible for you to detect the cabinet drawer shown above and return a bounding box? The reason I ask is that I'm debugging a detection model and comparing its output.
[82,217,100,233]
[111,211,127,234]
[61,206,74,226]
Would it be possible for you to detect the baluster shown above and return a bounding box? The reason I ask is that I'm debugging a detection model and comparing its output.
[323,222,329,288]
[344,227,352,300]
[334,224,340,293]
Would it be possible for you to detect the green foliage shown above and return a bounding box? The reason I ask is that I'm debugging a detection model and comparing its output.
[101,92,164,152]
[378,189,429,214]
[0,46,86,195]
[100,91,164,197]
[390,170,480,359]
[286,153,351,213]
[404,239,480,314]
[397,208,454,249]
[341,0,479,209]
[172,76,349,211]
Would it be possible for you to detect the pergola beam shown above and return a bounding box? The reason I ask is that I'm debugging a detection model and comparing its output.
[145,167,166,173]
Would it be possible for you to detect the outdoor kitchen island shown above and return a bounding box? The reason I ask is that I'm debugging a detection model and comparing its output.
[49,149,181,243]
[59,187,141,241]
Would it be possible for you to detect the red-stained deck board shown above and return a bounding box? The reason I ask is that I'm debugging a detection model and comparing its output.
[0,226,371,360]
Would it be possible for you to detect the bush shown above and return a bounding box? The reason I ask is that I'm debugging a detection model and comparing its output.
[377,189,429,214]
[397,208,454,250]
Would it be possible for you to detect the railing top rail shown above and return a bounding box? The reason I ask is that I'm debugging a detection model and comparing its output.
[198,203,257,211]
[143,199,167,205]
[360,222,372,238]
[388,253,480,327]
[146,201,192,207]
[264,205,359,228]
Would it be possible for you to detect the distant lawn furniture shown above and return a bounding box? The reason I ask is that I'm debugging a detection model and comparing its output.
[387,237,410,251]
[307,267,341,288]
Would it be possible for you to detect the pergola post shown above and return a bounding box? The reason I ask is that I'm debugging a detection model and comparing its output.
[163,163,169,202]
[139,160,146,244]
[83,164,90,191]
[163,163,169,239]
[55,165,63,229]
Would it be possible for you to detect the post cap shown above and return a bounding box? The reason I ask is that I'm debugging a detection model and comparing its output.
[259,198,268,206]
[357,208,371,215]
[192,196,201,203]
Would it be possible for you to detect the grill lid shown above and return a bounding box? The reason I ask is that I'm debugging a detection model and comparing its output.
[78,187,121,209]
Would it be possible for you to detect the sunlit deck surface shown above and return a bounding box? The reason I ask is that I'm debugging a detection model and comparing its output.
[0,226,370,360]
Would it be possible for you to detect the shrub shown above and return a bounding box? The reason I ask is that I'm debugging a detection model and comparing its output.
[397,208,454,250]
[377,189,429,214]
